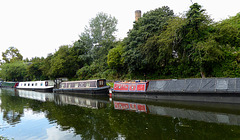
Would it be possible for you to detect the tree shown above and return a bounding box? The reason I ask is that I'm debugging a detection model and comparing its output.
[209,13,240,77]
[122,6,174,73]
[0,61,27,81]
[143,17,185,71]
[26,57,46,80]
[107,43,124,70]
[76,12,118,79]
[179,3,213,77]
[214,13,240,47]
[82,12,118,60]
[86,12,118,44]
[47,45,76,79]
[2,47,23,63]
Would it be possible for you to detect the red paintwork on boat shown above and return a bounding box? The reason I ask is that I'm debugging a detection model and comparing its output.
[14,83,19,88]
[114,101,147,112]
[113,81,149,92]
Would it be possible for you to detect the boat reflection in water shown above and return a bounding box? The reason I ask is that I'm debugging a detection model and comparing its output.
[54,94,109,109]
[15,89,240,126]
[3,88,240,139]
[16,89,54,102]
[113,99,240,126]
[16,89,109,109]
[114,101,148,113]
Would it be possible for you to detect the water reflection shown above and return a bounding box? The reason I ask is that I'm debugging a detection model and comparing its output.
[148,103,240,126]
[54,94,108,109]
[17,89,54,102]
[1,89,240,139]
[0,89,24,127]
[114,101,148,113]
[113,100,240,126]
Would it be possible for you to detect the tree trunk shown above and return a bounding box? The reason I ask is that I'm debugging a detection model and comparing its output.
[201,71,206,78]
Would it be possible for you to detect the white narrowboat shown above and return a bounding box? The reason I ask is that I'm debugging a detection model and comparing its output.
[16,80,55,92]
[53,79,110,95]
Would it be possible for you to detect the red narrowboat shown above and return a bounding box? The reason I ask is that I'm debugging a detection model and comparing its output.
[112,81,149,93]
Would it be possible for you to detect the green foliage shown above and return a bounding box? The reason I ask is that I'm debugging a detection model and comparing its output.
[87,12,118,43]
[2,47,23,63]
[143,17,186,71]
[122,6,175,73]
[0,61,27,81]
[107,43,124,70]
[25,57,46,80]
[77,62,105,80]
[48,45,83,79]
[76,65,91,80]
[203,12,240,77]
[0,136,12,140]
[210,46,240,77]
[214,13,240,47]
[40,53,53,79]
[75,12,118,79]
[81,12,118,62]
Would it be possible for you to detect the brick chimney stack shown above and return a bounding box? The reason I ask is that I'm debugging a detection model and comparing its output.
[135,10,141,22]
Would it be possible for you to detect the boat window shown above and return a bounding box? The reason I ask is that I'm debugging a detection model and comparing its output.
[35,83,37,86]
[68,84,71,88]
[40,83,43,86]
[28,83,30,86]
[86,83,90,88]
[32,83,34,86]
[24,83,26,86]
[75,83,78,88]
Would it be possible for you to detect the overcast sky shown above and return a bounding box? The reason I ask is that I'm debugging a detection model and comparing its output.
[0,0,239,59]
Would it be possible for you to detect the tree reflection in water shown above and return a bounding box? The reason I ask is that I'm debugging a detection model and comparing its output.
[1,89,240,139]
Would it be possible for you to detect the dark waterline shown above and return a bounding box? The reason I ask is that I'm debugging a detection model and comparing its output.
[1,88,240,139]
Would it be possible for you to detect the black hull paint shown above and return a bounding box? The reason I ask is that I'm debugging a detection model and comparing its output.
[53,86,110,96]
[111,78,240,104]
[112,91,240,104]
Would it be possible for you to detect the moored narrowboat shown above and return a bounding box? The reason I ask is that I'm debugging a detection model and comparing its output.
[16,80,55,92]
[0,82,18,88]
[111,78,240,104]
[53,79,110,95]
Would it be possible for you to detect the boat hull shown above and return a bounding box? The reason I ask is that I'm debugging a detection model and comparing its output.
[16,87,54,92]
[112,92,240,104]
[53,86,110,96]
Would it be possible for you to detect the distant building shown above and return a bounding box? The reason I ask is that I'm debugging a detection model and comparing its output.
[135,10,141,22]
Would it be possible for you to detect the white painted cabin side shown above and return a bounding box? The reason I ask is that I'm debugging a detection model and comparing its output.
[17,81,54,89]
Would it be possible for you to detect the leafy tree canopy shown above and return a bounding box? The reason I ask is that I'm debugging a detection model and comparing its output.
[0,61,27,81]
[122,6,175,73]
[2,47,23,63]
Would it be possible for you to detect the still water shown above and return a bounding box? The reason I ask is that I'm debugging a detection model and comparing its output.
[1,88,240,139]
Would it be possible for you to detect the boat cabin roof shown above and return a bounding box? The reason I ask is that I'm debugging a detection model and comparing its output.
[61,79,105,83]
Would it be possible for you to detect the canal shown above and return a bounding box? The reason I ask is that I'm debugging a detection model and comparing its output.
[1,88,240,139]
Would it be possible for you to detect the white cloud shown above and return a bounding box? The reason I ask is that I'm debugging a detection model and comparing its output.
[46,126,81,140]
